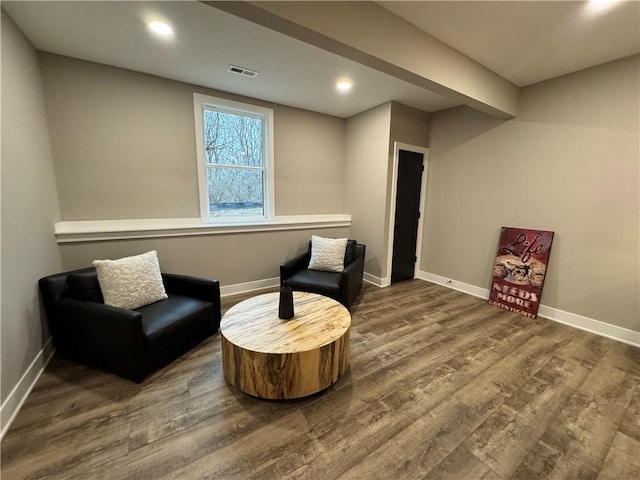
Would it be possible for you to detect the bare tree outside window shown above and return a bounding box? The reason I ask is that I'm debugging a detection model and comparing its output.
[202,108,265,218]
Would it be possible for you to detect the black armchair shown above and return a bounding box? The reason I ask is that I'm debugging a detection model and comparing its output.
[39,267,221,383]
[280,240,366,309]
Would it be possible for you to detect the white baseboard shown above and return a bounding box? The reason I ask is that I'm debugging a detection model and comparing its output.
[416,271,489,299]
[536,304,640,347]
[222,272,388,295]
[363,272,388,287]
[220,277,280,297]
[222,271,387,295]
[417,270,639,348]
[1,337,55,441]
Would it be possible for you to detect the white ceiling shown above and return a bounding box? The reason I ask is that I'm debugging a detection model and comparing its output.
[3,1,639,118]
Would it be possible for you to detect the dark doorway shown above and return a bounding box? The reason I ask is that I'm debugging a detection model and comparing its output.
[391,150,424,284]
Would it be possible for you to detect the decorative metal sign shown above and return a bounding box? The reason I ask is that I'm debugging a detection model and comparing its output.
[488,227,554,319]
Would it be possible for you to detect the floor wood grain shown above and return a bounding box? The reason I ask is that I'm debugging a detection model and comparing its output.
[2,280,638,479]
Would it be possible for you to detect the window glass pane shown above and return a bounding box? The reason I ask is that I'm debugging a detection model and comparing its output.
[207,167,264,218]
[195,93,273,223]
[202,109,263,168]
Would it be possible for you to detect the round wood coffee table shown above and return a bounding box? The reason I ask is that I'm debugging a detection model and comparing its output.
[220,292,351,399]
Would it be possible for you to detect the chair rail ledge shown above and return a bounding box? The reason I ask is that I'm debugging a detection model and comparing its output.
[55,215,352,244]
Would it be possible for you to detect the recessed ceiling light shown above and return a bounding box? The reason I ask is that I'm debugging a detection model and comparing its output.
[585,0,620,15]
[336,80,353,93]
[148,21,173,36]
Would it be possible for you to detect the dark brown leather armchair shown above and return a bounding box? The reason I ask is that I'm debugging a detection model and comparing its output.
[39,267,220,383]
[280,240,366,309]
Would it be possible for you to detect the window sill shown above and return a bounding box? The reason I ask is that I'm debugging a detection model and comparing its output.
[54,214,351,244]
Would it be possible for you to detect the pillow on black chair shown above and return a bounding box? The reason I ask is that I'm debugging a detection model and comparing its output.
[308,236,348,272]
[93,250,167,309]
[64,271,104,303]
[307,239,357,266]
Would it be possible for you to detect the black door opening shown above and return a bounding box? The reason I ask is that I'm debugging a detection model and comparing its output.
[391,150,424,284]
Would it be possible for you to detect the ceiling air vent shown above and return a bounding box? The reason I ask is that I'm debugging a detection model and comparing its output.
[227,65,259,78]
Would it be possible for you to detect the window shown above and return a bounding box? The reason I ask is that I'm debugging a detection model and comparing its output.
[193,94,274,222]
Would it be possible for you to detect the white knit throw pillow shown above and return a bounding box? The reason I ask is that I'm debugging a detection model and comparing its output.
[308,235,348,272]
[93,250,167,309]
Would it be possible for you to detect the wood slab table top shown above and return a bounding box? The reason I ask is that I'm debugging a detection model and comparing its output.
[220,292,351,399]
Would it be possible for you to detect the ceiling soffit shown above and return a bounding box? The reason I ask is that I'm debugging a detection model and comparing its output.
[208,1,520,118]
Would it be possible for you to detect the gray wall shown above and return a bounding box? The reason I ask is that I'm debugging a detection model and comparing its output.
[423,55,639,331]
[389,102,431,149]
[58,226,349,288]
[274,105,345,215]
[39,54,346,220]
[39,54,349,283]
[343,101,430,282]
[1,13,62,411]
[344,103,392,279]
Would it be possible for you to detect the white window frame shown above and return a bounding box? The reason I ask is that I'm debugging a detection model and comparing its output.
[193,93,275,223]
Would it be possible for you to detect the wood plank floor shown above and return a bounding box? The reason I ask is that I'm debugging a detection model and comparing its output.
[2,280,639,479]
